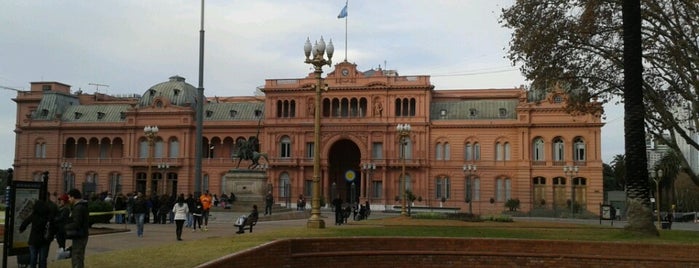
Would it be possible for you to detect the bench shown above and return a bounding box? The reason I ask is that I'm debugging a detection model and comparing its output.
[234,215,258,233]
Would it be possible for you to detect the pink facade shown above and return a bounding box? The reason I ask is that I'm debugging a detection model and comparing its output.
[12,61,603,214]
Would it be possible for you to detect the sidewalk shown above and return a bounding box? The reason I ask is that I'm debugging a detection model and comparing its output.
[3,209,352,268]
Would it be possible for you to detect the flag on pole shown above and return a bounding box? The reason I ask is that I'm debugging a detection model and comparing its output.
[337,2,347,19]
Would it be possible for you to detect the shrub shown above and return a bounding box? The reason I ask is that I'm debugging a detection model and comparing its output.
[482,214,513,222]
[505,198,520,211]
[88,200,114,226]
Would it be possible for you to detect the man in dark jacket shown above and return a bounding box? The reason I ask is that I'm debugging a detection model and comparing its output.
[19,198,57,268]
[63,189,89,268]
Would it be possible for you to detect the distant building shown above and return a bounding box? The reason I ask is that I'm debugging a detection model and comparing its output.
[12,61,603,214]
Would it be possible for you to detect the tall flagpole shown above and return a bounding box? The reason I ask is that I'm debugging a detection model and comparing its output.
[195,0,205,197]
[344,0,348,62]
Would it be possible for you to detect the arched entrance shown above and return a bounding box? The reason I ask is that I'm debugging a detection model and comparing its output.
[328,139,361,204]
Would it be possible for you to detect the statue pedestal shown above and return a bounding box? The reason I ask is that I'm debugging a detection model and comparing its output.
[225,169,268,207]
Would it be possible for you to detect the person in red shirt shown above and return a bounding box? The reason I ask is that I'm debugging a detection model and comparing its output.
[199,190,213,231]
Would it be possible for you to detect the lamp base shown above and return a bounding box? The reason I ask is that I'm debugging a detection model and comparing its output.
[307,218,326,229]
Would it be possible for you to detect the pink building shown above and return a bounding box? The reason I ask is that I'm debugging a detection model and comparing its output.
[12,61,603,214]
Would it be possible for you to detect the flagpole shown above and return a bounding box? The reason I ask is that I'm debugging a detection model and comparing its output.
[344,0,348,62]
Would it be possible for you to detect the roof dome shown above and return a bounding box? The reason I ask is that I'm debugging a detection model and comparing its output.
[139,75,199,107]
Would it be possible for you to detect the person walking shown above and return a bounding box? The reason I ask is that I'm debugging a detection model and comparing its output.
[332,196,343,225]
[18,198,57,268]
[191,199,204,232]
[185,193,195,228]
[54,194,71,257]
[63,189,89,268]
[264,191,274,215]
[171,194,189,241]
[132,192,147,237]
[199,190,213,231]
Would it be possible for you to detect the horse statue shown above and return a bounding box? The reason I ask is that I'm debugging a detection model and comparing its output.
[234,136,269,169]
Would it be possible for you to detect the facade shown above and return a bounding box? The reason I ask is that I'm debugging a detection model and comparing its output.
[12,61,604,214]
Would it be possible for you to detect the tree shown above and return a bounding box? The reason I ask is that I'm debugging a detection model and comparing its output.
[500,0,689,235]
[501,0,699,187]
[611,154,627,189]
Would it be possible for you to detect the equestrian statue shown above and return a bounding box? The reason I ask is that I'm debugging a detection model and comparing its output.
[234,117,269,169]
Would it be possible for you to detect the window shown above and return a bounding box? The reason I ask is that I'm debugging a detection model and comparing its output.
[499,108,507,117]
[372,142,383,159]
[34,142,46,158]
[397,174,412,198]
[41,109,49,116]
[306,142,314,159]
[97,112,105,119]
[394,97,416,117]
[436,177,451,199]
[465,143,472,161]
[279,173,290,198]
[399,137,413,160]
[435,143,443,160]
[254,109,263,117]
[109,173,122,195]
[42,85,52,91]
[139,139,148,159]
[533,138,545,161]
[496,177,511,202]
[444,143,451,160]
[553,138,564,161]
[74,112,82,119]
[304,180,313,197]
[169,139,179,158]
[495,142,503,161]
[120,112,126,119]
[206,110,213,117]
[155,139,164,158]
[504,142,511,160]
[553,95,563,103]
[229,110,237,117]
[440,109,447,119]
[473,143,481,160]
[469,108,478,117]
[473,178,480,201]
[372,181,383,198]
[280,136,291,158]
[574,137,586,161]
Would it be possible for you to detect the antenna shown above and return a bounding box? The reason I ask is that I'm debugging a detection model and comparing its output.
[88,83,109,93]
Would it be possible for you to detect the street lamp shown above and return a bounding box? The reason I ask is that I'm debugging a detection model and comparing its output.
[61,162,72,193]
[362,162,376,200]
[304,36,334,229]
[650,169,664,229]
[396,123,412,216]
[158,162,170,195]
[563,165,579,218]
[463,164,477,214]
[144,125,159,197]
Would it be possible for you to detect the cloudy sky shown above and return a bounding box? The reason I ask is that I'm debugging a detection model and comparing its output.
[0,0,624,170]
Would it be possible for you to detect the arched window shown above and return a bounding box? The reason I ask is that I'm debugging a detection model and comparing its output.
[504,142,511,161]
[495,177,511,202]
[533,137,545,161]
[280,136,291,158]
[435,143,443,160]
[169,138,179,158]
[553,137,564,161]
[574,137,586,161]
[465,143,473,161]
[139,139,148,159]
[495,142,503,161]
[444,142,451,160]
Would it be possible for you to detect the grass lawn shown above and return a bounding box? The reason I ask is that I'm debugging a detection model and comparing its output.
[48,216,699,268]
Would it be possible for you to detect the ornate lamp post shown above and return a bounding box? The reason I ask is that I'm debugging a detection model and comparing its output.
[650,169,663,229]
[396,123,411,216]
[362,162,376,201]
[463,164,477,214]
[563,165,579,218]
[61,161,72,193]
[158,162,170,195]
[144,125,159,196]
[304,36,334,229]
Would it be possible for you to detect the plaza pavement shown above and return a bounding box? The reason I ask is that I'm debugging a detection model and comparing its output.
[3,210,699,267]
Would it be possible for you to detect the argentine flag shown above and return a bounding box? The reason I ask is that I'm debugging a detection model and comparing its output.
[337,2,347,19]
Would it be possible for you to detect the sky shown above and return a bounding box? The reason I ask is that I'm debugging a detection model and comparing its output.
[0,0,624,169]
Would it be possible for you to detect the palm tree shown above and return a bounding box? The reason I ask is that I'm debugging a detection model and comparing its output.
[622,0,657,236]
[654,150,681,211]
[611,154,627,190]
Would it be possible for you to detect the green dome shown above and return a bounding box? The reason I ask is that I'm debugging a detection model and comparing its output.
[139,75,199,107]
